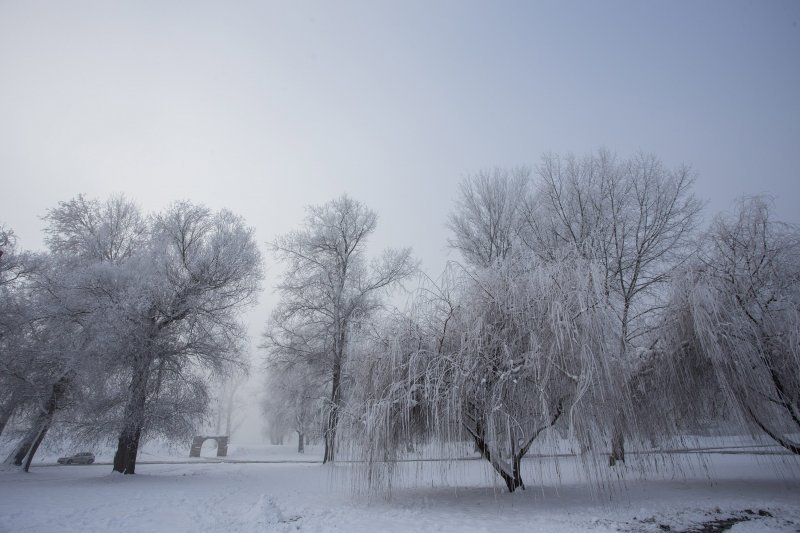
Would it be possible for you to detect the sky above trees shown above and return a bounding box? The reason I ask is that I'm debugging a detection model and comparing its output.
[2,0,798,384]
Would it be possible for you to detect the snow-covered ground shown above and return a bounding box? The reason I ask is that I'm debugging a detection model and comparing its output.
[1,445,799,532]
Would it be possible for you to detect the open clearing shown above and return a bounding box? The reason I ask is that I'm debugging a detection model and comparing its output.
[1,445,799,532]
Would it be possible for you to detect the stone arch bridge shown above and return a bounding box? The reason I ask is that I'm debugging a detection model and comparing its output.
[189,436,228,457]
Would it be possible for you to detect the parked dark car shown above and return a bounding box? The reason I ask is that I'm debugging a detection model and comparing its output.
[57,452,95,465]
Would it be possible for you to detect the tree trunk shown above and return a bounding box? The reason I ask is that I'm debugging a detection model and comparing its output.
[113,356,151,474]
[23,421,52,473]
[297,432,304,453]
[323,354,342,464]
[466,419,525,492]
[0,413,9,440]
[609,327,629,468]
[609,419,625,466]
[7,424,40,466]
[0,386,25,438]
[0,392,20,438]
[113,425,143,474]
[746,405,800,455]
[6,377,68,470]
[463,400,563,493]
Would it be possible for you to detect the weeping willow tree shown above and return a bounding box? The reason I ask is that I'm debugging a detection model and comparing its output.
[446,153,703,466]
[669,197,800,454]
[522,151,703,465]
[342,254,631,493]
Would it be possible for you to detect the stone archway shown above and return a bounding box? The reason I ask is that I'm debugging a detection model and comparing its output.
[189,436,229,457]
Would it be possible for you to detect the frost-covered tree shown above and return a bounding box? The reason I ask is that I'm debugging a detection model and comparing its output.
[674,197,800,454]
[639,266,734,445]
[346,256,621,492]
[0,225,39,437]
[4,196,263,474]
[525,151,701,343]
[42,194,148,263]
[446,168,530,269]
[109,201,262,473]
[5,196,150,471]
[5,199,150,469]
[3,251,110,470]
[265,195,415,463]
[1,223,109,470]
[520,151,702,464]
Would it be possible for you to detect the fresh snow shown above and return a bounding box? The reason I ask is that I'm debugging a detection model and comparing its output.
[1,445,799,532]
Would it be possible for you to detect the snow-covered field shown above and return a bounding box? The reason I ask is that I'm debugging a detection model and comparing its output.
[1,445,799,532]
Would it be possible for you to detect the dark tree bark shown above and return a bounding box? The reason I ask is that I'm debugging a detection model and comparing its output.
[464,400,563,493]
[23,420,52,473]
[466,419,525,492]
[297,432,304,453]
[9,376,69,471]
[113,426,143,474]
[323,358,342,464]
[0,390,21,438]
[609,421,625,466]
[746,405,800,455]
[113,355,151,474]
[9,424,39,467]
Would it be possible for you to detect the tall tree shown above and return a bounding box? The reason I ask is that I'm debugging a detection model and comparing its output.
[13,195,263,474]
[2,207,131,468]
[3,246,112,470]
[110,201,262,474]
[0,225,37,437]
[520,151,702,464]
[676,197,800,454]
[265,195,415,463]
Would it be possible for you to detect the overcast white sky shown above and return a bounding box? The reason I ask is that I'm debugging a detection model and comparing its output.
[2,1,799,439]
